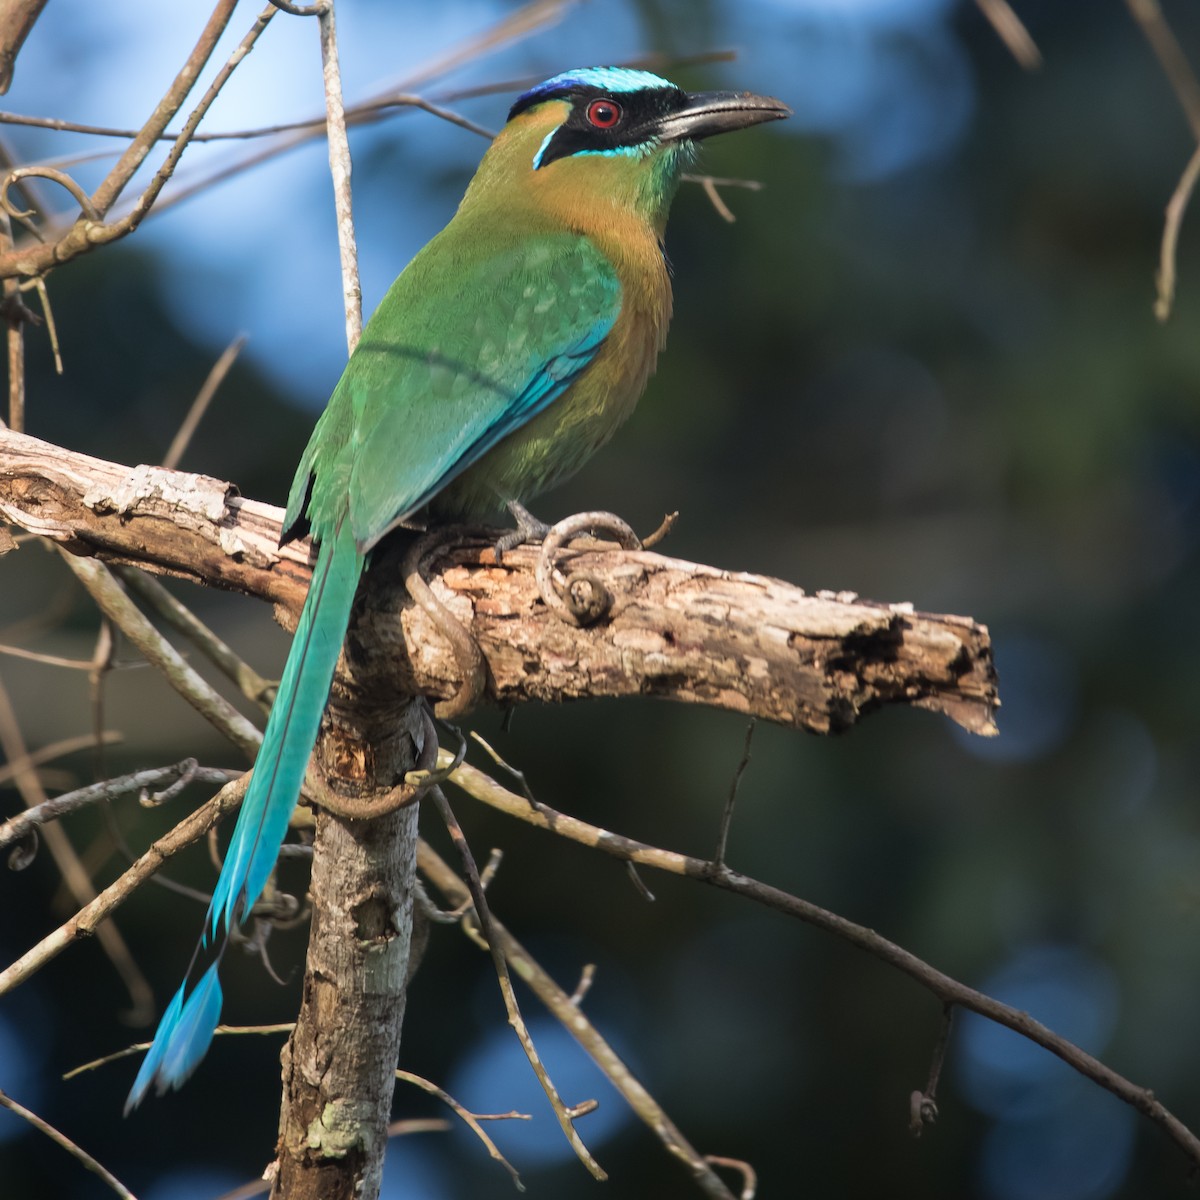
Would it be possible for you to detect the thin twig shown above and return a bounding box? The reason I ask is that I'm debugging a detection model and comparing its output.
[1,0,559,270]
[32,277,61,373]
[974,0,1042,70]
[0,673,155,1021]
[641,510,679,549]
[114,566,275,710]
[0,762,239,853]
[569,962,596,1007]
[316,0,362,353]
[417,838,737,1200]
[427,784,607,1181]
[0,729,122,787]
[441,753,1200,1172]
[704,1156,757,1200]
[909,1003,954,1137]
[0,2,272,281]
[695,176,735,222]
[680,174,763,224]
[1155,142,1200,321]
[392,0,572,94]
[60,554,263,756]
[0,772,249,996]
[625,861,655,902]
[713,720,754,868]
[0,1088,136,1199]
[162,333,247,470]
[1125,0,1200,140]
[0,641,112,669]
[0,210,21,429]
[267,0,322,14]
[1,164,98,222]
[0,90,495,149]
[395,1069,528,1191]
[89,0,239,219]
[63,1021,294,1080]
[87,615,115,779]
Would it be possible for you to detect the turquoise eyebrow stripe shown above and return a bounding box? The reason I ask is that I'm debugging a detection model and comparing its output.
[533,134,658,170]
[520,66,673,104]
[533,128,556,170]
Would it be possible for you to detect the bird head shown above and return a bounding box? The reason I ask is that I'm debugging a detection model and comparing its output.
[462,67,790,231]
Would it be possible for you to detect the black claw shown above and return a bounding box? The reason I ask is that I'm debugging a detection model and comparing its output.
[494,501,550,561]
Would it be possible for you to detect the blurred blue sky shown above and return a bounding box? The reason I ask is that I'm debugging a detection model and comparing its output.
[4,0,975,404]
[958,944,1136,1200]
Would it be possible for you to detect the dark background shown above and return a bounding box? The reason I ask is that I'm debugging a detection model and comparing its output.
[3,2,1200,1197]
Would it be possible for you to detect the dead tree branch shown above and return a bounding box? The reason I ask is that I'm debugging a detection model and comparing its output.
[0,0,50,94]
[0,429,998,740]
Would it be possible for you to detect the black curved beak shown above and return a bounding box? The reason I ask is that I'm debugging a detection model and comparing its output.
[659,90,791,143]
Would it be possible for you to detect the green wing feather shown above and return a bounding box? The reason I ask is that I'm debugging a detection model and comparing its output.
[286,229,622,548]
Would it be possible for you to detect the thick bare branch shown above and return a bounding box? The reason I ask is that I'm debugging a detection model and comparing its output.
[0,0,50,94]
[0,429,998,739]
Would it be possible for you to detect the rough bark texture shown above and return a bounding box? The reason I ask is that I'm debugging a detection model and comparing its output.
[273,697,423,1200]
[0,0,49,93]
[0,429,999,736]
[0,428,1001,1197]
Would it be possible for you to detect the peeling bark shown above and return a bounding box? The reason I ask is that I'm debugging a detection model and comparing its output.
[274,698,423,1200]
[0,427,1001,1198]
[0,429,998,737]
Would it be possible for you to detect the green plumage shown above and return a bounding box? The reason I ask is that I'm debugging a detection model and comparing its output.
[284,231,623,546]
[127,66,787,1110]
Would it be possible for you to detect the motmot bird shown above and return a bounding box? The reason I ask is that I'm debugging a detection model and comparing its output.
[126,66,789,1110]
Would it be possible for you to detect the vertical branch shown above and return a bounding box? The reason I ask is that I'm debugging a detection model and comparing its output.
[273,698,424,1200]
[273,7,398,1197]
[1,210,20,430]
[317,0,362,353]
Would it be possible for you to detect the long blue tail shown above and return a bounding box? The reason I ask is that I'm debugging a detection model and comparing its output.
[126,520,364,1112]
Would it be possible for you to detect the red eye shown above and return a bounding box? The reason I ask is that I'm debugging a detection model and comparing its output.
[586,98,622,129]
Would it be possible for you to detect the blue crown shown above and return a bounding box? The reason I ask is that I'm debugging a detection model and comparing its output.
[514,67,676,112]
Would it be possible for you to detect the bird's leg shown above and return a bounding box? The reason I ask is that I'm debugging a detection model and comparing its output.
[494,500,551,560]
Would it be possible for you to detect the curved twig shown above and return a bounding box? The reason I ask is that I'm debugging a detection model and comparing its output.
[308,703,437,820]
[395,1069,527,1191]
[0,772,250,996]
[536,510,641,626]
[1155,142,1200,321]
[417,838,737,1199]
[0,760,238,854]
[0,165,98,222]
[402,528,487,717]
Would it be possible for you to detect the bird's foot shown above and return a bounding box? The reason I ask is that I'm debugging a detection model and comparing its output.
[494,500,550,562]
